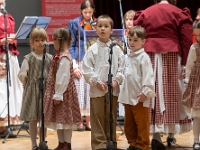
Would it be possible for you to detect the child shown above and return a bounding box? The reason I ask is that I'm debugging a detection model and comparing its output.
[118,26,155,150]
[82,15,125,150]
[183,19,200,150]
[124,10,136,36]
[43,27,81,150]
[18,27,52,150]
[119,9,136,117]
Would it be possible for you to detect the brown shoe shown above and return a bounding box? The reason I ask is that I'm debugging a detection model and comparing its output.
[60,142,68,150]
[54,142,64,150]
[67,143,71,150]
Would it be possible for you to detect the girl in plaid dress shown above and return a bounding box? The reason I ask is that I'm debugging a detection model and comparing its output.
[18,28,52,150]
[44,27,81,150]
[183,19,200,150]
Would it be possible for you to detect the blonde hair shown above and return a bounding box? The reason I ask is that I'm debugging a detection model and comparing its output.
[30,27,48,43]
[29,28,48,52]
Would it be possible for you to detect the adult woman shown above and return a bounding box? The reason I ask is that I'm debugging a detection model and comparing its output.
[134,0,193,149]
[68,0,96,131]
[0,0,23,132]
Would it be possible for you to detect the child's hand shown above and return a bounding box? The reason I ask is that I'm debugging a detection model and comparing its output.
[53,100,62,105]
[137,93,147,102]
[74,68,82,78]
[112,80,118,91]
[181,67,186,79]
[97,81,107,91]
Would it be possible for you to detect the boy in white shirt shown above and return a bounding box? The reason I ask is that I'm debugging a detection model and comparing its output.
[118,26,155,150]
[82,15,124,150]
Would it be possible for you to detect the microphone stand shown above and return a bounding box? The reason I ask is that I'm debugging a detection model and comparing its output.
[38,44,49,150]
[100,45,123,150]
[118,0,128,54]
[1,8,17,143]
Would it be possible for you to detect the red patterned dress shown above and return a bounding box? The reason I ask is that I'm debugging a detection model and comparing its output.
[183,43,200,117]
[44,52,81,129]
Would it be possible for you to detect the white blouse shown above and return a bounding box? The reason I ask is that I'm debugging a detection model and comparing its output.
[118,48,155,108]
[185,44,196,83]
[82,39,125,98]
[18,52,70,101]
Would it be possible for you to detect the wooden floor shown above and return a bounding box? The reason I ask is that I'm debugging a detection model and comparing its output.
[0,126,194,150]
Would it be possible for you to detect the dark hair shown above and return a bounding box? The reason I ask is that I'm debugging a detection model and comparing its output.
[193,20,200,29]
[96,15,114,29]
[80,0,95,12]
[154,0,177,5]
[128,26,146,40]
[52,27,72,80]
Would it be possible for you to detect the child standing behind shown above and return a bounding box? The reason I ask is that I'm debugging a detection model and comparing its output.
[119,9,136,117]
[43,27,81,150]
[118,26,155,150]
[18,28,52,150]
[82,15,125,150]
[183,19,200,150]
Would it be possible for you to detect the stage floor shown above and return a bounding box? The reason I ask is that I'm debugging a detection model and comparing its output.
[0,127,194,150]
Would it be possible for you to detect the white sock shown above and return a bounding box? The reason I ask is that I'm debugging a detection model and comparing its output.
[64,129,72,143]
[153,133,162,143]
[57,129,64,143]
[29,120,38,148]
[193,117,200,143]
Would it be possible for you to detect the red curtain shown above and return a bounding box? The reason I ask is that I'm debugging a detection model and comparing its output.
[93,0,200,28]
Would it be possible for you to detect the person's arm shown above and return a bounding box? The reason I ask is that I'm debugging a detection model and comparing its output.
[18,58,29,85]
[185,45,196,83]
[133,10,145,26]
[179,8,193,66]
[112,47,125,89]
[82,48,100,86]
[68,20,78,69]
[53,57,70,101]
[141,55,155,99]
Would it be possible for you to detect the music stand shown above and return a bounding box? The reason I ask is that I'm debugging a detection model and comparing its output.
[14,16,51,148]
[15,16,51,40]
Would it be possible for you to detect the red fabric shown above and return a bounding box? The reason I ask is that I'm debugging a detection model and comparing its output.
[44,53,81,124]
[193,32,196,43]
[0,14,19,55]
[134,4,193,65]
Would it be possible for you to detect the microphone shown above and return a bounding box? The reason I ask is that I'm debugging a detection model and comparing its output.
[43,42,49,47]
[109,41,117,49]
[0,5,7,14]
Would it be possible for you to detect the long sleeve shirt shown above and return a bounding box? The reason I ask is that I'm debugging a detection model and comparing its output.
[82,39,125,98]
[118,48,155,108]
[185,44,196,84]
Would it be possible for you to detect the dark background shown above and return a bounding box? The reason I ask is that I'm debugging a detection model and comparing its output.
[5,0,200,64]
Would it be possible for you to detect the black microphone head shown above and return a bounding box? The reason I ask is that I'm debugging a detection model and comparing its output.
[109,40,117,49]
[43,42,49,47]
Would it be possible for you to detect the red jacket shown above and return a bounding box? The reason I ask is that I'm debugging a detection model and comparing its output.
[134,4,193,65]
[0,14,18,55]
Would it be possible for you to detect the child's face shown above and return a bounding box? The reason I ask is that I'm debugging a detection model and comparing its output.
[128,33,145,52]
[30,38,46,52]
[82,7,94,22]
[125,16,133,29]
[96,18,113,43]
[194,28,200,43]
[53,38,59,50]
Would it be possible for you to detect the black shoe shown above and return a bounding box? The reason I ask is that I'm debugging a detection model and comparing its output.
[193,142,200,150]
[134,148,142,150]
[127,146,135,150]
[151,139,166,150]
[85,126,91,131]
[167,135,176,147]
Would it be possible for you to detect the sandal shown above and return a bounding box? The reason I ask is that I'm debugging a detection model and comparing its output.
[32,146,40,150]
